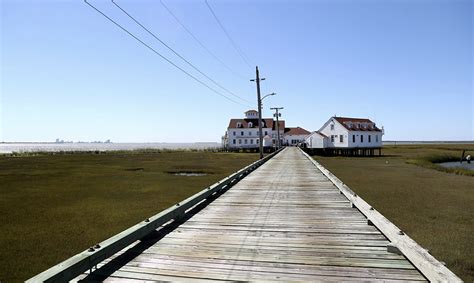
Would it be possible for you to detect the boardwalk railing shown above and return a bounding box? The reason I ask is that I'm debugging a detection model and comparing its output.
[27,149,283,283]
[300,148,462,282]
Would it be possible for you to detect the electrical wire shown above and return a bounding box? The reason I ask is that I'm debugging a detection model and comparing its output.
[84,0,250,107]
[112,0,251,104]
[160,0,247,80]
[205,0,253,69]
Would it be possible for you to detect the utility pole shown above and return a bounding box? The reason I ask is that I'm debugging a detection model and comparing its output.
[270,107,283,149]
[251,66,265,159]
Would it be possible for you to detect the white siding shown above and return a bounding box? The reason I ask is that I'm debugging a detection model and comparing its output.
[227,127,272,148]
[319,118,383,148]
[305,133,327,148]
[348,131,383,147]
[320,119,349,148]
[284,134,308,146]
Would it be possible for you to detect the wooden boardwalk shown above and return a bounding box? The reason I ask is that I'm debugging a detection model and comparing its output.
[77,147,427,281]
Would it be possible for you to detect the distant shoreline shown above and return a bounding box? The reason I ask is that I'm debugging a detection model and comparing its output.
[1,140,473,144]
[383,141,474,145]
[1,141,473,154]
[0,142,220,144]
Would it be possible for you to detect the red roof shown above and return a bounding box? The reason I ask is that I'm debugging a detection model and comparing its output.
[334,117,382,132]
[228,119,285,130]
[284,127,311,136]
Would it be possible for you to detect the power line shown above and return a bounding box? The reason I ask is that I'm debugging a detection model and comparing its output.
[84,0,249,107]
[205,0,253,69]
[112,0,251,104]
[160,0,246,80]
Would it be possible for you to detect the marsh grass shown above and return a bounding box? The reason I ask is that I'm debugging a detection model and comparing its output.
[313,144,474,281]
[0,150,257,282]
[4,147,225,158]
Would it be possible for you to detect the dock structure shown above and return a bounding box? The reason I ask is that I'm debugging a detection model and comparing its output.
[30,147,460,282]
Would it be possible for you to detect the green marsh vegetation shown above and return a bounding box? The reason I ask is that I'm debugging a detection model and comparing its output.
[313,144,474,281]
[0,150,257,282]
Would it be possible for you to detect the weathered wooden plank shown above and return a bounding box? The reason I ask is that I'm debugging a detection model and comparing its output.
[94,253,426,281]
[103,265,425,282]
[138,248,414,269]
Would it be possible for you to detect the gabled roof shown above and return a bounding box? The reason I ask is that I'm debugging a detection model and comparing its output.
[333,117,382,132]
[307,131,328,139]
[228,119,285,130]
[284,127,311,136]
[314,131,328,138]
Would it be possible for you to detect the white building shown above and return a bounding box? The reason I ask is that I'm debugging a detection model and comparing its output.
[224,110,285,150]
[305,131,328,149]
[305,116,383,149]
[283,127,311,146]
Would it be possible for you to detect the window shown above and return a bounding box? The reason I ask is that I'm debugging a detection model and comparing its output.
[244,139,248,144]
[330,124,335,130]
[256,139,259,144]
[241,131,244,136]
[352,135,355,143]
[340,135,343,143]
[233,131,236,136]
[376,135,379,142]
[237,122,242,128]
[331,135,335,142]
[250,139,253,144]
[233,139,236,144]
[264,131,268,136]
[368,135,371,143]
[248,122,253,128]
[361,135,364,143]
[249,131,251,136]
[238,139,242,144]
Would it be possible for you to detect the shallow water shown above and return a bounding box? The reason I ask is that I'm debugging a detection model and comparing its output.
[173,172,208,176]
[438,161,474,170]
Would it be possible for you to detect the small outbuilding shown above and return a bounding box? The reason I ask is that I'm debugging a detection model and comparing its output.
[305,131,328,149]
[283,127,311,146]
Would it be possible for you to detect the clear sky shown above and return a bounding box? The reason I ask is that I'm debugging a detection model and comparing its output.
[1,0,472,142]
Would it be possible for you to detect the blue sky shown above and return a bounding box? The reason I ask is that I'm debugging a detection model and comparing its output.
[1,0,472,142]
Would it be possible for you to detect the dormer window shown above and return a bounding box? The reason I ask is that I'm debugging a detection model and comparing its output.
[248,122,253,128]
[236,122,242,128]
